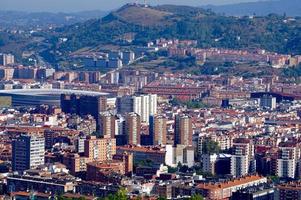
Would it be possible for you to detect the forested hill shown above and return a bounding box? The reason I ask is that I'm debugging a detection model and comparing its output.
[53,4,301,55]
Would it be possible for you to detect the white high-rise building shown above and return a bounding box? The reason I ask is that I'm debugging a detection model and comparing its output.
[133,96,142,118]
[141,94,157,124]
[202,154,218,174]
[230,138,254,178]
[12,135,45,172]
[149,94,157,116]
[277,144,298,179]
[117,96,141,116]
[231,155,249,178]
[117,94,157,124]
[165,144,194,168]
[259,95,277,110]
[141,95,150,123]
[115,115,125,136]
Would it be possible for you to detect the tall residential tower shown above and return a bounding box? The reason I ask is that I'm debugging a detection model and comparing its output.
[12,135,45,172]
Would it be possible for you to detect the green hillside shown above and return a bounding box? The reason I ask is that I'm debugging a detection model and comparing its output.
[53,4,301,56]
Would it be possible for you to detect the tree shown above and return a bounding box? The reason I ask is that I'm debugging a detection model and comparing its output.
[179,165,189,173]
[190,194,204,200]
[177,162,183,169]
[268,175,280,183]
[98,188,128,200]
[202,139,220,154]
[185,100,209,109]
[167,166,178,173]
[170,97,183,107]
[56,197,86,200]
[282,63,301,78]
[115,188,128,200]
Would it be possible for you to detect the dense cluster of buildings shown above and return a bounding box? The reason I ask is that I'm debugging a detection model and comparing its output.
[194,48,301,68]
[1,41,301,200]
[168,45,301,68]
[0,66,55,80]
[80,50,137,69]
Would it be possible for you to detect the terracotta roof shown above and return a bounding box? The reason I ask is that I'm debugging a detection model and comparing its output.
[117,145,165,154]
[10,191,51,198]
[197,175,266,190]
[63,193,95,200]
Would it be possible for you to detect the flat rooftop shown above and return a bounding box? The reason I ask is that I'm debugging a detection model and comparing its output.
[0,89,109,96]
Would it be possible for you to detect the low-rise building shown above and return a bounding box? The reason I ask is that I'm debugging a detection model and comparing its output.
[7,171,77,195]
[276,181,301,200]
[197,175,267,200]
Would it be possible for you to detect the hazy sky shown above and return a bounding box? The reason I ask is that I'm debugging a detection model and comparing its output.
[0,0,262,12]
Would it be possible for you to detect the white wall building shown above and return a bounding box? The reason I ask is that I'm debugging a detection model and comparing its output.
[202,154,218,174]
[165,144,194,168]
[277,146,298,179]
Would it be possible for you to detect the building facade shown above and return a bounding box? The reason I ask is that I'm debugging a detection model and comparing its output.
[277,144,298,179]
[149,115,167,145]
[12,135,45,172]
[174,115,193,146]
[124,112,141,145]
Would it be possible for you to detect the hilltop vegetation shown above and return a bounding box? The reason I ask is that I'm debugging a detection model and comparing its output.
[1,4,301,66]
[0,31,30,59]
[112,4,172,26]
[52,4,301,57]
